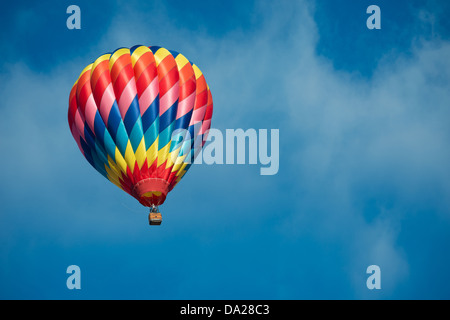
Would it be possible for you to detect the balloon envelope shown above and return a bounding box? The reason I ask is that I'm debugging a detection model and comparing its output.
[68,45,213,207]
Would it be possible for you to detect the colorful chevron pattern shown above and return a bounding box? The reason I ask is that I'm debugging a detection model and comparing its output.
[68,45,213,207]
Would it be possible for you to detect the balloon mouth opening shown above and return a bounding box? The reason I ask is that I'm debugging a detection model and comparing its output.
[132,178,170,207]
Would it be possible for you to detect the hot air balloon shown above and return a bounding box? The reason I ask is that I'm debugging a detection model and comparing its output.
[68,45,213,225]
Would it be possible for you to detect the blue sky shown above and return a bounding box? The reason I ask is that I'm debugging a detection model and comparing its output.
[1,0,450,299]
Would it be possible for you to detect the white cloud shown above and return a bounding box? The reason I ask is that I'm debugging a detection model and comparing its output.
[280,6,450,296]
